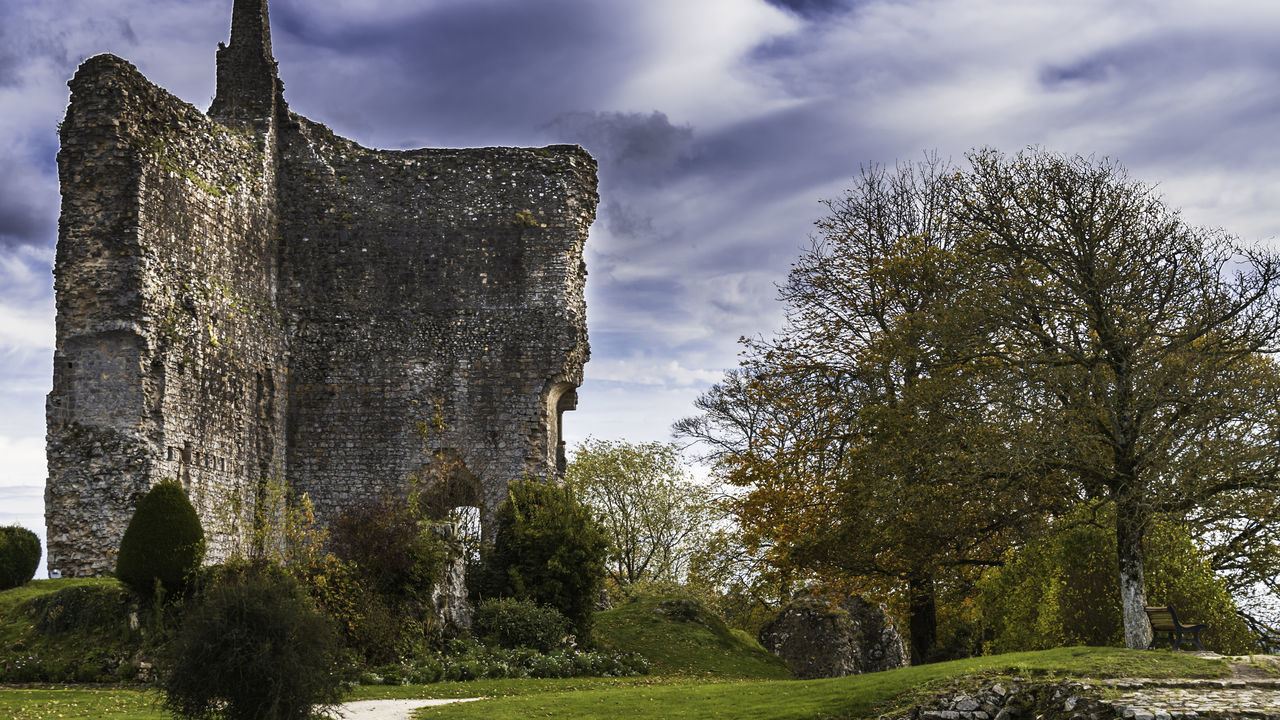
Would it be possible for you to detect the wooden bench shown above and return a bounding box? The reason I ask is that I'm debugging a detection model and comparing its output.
[1145,606,1207,650]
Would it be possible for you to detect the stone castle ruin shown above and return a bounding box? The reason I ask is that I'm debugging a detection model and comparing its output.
[46,0,597,576]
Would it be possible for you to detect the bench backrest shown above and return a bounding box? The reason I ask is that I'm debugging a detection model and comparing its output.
[1145,606,1178,630]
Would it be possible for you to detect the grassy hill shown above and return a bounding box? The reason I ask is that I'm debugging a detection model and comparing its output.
[0,577,147,684]
[593,595,792,680]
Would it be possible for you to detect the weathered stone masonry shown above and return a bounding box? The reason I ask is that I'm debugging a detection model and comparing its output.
[46,0,597,576]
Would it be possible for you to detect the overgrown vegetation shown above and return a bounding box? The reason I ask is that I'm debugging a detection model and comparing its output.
[355,638,648,685]
[324,493,453,662]
[482,478,609,641]
[979,504,1252,654]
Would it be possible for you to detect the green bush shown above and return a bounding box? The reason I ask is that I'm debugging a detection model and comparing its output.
[325,496,453,661]
[115,480,205,598]
[161,562,344,720]
[0,526,41,590]
[473,597,573,651]
[483,478,608,640]
[979,503,1252,653]
[328,495,450,600]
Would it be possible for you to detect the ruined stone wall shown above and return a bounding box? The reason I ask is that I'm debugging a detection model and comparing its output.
[47,55,286,574]
[277,116,595,525]
[48,1,597,576]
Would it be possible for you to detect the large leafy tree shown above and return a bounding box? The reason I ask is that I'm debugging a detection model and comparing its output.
[680,157,1061,662]
[682,149,1280,659]
[566,438,714,590]
[955,148,1280,648]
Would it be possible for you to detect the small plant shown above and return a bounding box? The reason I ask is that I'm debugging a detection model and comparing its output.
[513,210,542,227]
[473,598,572,652]
[0,525,41,590]
[115,480,205,599]
[161,562,344,720]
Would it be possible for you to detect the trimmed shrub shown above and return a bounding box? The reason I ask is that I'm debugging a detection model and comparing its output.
[473,597,572,651]
[115,480,205,598]
[0,525,41,590]
[161,562,344,720]
[979,503,1252,653]
[483,479,608,640]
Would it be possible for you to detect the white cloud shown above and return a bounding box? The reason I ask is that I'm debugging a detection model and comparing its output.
[0,249,55,353]
[586,357,725,388]
[0,436,46,489]
[609,0,801,129]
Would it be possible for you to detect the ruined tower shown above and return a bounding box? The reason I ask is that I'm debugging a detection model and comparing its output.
[46,0,596,576]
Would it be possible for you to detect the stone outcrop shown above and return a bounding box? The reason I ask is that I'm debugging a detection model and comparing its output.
[45,0,597,577]
[758,594,909,679]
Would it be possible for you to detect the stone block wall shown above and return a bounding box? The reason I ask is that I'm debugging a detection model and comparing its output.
[277,116,594,525]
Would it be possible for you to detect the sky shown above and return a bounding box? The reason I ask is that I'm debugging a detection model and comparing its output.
[2,0,1280,575]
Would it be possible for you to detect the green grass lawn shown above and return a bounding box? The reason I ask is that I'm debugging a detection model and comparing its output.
[0,647,1233,720]
[0,578,145,684]
[410,647,1231,720]
[0,686,162,720]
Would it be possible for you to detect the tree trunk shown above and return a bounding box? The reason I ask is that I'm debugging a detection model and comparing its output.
[1116,495,1151,650]
[908,572,937,664]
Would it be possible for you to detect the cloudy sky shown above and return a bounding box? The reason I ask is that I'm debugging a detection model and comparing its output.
[3,0,1280,572]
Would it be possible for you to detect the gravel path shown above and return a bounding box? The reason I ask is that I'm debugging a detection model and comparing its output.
[330,697,480,720]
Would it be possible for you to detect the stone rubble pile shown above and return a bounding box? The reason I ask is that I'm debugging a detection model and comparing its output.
[901,678,1280,720]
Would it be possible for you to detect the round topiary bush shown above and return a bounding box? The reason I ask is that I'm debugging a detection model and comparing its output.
[473,597,573,651]
[115,480,205,598]
[162,562,344,720]
[0,525,41,590]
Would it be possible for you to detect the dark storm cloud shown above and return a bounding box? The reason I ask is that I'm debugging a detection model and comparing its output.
[601,200,656,240]
[269,0,642,147]
[540,111,695,189]
[1039,29,1280,91]
[0,195,53,249]
[764,0,854,19]
[1034,28,1280,172]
